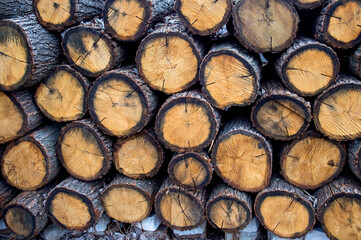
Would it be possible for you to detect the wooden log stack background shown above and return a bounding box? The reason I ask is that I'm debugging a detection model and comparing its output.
[0,0,361,239]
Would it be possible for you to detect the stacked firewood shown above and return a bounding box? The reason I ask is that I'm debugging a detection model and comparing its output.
[0,0,361,239]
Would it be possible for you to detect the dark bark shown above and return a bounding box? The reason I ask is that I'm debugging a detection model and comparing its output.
[348,139,361,180]
[0,0,33,20]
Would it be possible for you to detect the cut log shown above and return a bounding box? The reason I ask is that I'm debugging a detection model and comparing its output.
[102,174,161,223]
[1,125,60,190]
[251,79,312,141]
[46,176,104,231]
[113,128,164,179]
[62,19,126,78]
[154,177,206,230]
[0,0,33,20]
[57,119,113,181]
[275,37,340,97]
[254,177,316,238]
[347,138,361,180]
[33,0,105,31]
[232,0,299,53]
[348,43,361,79]
[35,65,90,122]
[0,90,43,144]
[290,0,326,10]
[0,180,19,217]
[199,41,261,110]
[211,118,272,192]
[103,0,174,41]
[281,130,346,190]
[315,0,361,49]
[136,15,205,94]
[315,176,361,240]
[168,151,213,190]
[313,75,361,141]
[88,67,158,137]
[155,90,221,153]
[174,0,232,35]
[206,183,252,232]
[0,15,61,91]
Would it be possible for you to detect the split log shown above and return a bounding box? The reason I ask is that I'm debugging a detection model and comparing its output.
[136,15,205,94]
[35,65,90,122]
[199,41,261,110]
[206,183,252,232]
[155,90,221,153]
[103,0,174,41]
[154,177,206,230]
[1,125,60,190]
[0,0,33,20]
[0,15,61,91]
[113,128,164,179]
[174,0,232,35]
[315,176,361,240]
[348,43,361,79]
[102,174,161,223]
[88,67,158,137]
[232,0,299,53]
[347,138,361,180]
[251,79,312,141]
[281,131,346,190]
[211,118,272,192]
[315,0,361,49]
[275,37,340,97]
[46,176,104,231]
[290,0,326,10]
[168,152,213,190]
[57,119,113,181]
[33,0,105,31]
[62,19,126,78]
[0,180,19,217]
[255,177,316,238]
[0,90,43,144]
[313,75,361,141]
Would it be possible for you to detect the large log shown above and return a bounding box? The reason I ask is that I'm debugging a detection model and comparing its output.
[347,138,361,180]
[0,0,33,20]
[0,180,19,217]
[0,90,43,144]
[199,41,261,110]
[0,15,61,91]
[313,75,361,141]
[136,15,205,94]
[155,90,221,153]
[1,125,60,190]
[57,119,113,181]
[211,118,272,192]
[315,176,361,240]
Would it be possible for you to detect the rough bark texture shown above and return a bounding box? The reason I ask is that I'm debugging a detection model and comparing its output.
[0,0,33,20]
[349,43,361,79]
[348,139,361,180]
[0,179,19,217]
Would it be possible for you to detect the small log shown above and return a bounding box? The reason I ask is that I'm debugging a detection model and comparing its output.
[251,79,312,141]
[206,183,252,232]
[57,119,113,181]
[62,19,126,78]
[255,177,316,238]
[315,176,361,240]
[174,0,232,35]
[0,0,33,19]
[35,65,90,122]
[33,0,105,31]
[1,125,60,191]
[313,75,361,141]
[45,176,104,231]
[103,0,174,41]
[0,90,43,144]
[168,152,213,190]
[211,118,272,192]
[275,37,340,97]
[113,128,164,179]
[290,0,326,10]
[154,177,206,230]
[0,180,19,217]
[348,43,361,79]
[136,15,205,94]
[0,15,61,91]
[315,0,361,49]
[88,67,158,137]
[232,0,299,53]
[347,138,361,180]
[281,130,346,190]
[155,90,221,153]
[102,174,161,223]
[199,41,261,110]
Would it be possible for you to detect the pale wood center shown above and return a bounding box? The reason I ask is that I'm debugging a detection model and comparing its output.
[35,0,72,25]
[5,207,33,237]
[173,157,207,187]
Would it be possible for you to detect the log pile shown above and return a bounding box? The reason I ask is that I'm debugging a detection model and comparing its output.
[1,0,361,239]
